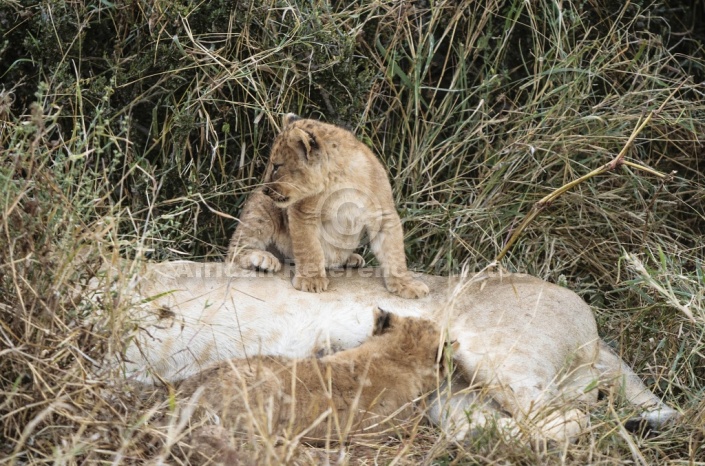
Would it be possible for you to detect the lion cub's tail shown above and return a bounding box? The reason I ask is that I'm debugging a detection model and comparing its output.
[596,340,680,434]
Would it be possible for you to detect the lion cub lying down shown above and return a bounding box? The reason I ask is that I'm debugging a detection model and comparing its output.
[228,114,429,299]
[174,310,451,462]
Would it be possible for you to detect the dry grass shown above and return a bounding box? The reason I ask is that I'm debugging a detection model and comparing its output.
[1,0,704,464]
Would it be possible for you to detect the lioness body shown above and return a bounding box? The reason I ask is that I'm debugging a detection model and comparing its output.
[227,115,429,298]
[177,313,444,453]
[113,261,678,443]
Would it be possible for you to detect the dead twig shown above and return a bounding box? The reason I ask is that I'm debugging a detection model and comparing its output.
[495,112,670,263]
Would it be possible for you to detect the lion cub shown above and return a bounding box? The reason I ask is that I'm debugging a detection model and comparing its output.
[176,310,452,458]
[227,114,429,299]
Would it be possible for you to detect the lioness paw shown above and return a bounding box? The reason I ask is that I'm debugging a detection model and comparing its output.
[241,250,282,272]
[344,254,366,268]
[386,277,430,299]
[293,275,330,293]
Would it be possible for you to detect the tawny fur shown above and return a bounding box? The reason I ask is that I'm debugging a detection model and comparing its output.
[227,114,429,299]
[100,261,679,445]
[174,313,447,461]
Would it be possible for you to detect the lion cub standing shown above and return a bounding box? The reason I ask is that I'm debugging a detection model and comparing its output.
[228,114,429,299]
[177,311,453,462]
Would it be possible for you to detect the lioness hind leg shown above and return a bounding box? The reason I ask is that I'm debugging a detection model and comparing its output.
[458,351,586,444]
[489,385,587,444]
[528,407,589,447]
[368,220,429,299]
[427,378,512,443]
[428,378,586,447]
[596,341,680,431]
[228,188,284,272]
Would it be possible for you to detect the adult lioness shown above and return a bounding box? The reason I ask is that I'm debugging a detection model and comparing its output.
[227,114,429,299]
[110,261,679,444]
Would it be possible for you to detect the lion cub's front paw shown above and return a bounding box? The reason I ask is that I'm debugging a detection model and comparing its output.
[386,276,430,299]
[293,275,330,293]
[240,250,282,272]
[344,253,366,268]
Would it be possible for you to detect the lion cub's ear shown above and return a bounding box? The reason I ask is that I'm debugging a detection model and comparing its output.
[282,113,301,127]
[372,307,393,335]
[289,127,318,161]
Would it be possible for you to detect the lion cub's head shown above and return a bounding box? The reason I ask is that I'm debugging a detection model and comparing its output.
[262,113,339,207]
[372,308,458,379]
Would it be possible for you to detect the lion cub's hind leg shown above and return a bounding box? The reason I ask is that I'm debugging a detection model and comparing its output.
[344,253,365,269]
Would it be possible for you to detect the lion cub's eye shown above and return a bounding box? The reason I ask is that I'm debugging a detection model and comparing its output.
[272,163,283,174]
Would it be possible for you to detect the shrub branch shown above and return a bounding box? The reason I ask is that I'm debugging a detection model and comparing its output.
[494,111,671,263]
[495,77,689,264]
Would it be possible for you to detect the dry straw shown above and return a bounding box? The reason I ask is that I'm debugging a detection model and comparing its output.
[1,0,703,464]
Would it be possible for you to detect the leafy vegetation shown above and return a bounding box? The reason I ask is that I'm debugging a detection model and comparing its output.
[1,0,703,463]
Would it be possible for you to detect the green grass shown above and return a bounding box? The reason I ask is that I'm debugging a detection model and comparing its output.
[1,0,704,463]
